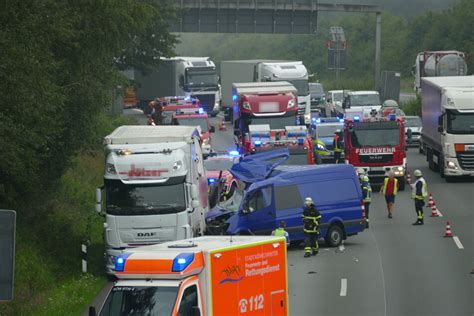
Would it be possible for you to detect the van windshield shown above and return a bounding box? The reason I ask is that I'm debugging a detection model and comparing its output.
[105,177,186,216]
[349,94,380,107]
[99,286,179,316]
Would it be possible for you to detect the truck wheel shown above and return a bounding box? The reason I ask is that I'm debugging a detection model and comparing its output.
[418,145,424,154]
[427,149,435,170]
[440,157,445,178]
[325,224,344,247]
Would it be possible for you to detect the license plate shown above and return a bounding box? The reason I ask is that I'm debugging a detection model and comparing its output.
[465,144,474,151]
[259,102,279,112]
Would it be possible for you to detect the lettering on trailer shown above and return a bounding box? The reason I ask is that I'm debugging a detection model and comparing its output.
[119,164,168,178]
[356,147,395,154]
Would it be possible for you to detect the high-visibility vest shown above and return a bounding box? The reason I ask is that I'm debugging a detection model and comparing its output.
[412,177,428,200]
[362,184,372,203]
[382,177,398,196]
[333,134,343,152]
[272,228,289,245]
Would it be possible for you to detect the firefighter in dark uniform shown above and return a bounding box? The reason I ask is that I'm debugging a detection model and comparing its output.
[302,197,321,258]
[333,129,343,164]
[361,176,372,228]
[411,169,428,225]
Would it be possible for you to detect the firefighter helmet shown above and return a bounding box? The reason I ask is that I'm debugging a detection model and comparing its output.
[414,169,422,177]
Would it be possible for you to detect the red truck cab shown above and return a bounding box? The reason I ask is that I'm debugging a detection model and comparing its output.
[232,82,299,154]
[344,113,406,189]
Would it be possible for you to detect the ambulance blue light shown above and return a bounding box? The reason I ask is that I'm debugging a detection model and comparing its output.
[389,114,396,121]
[254,140,262,147]
[354,116,360,122]
[232,95,237,101]
[312,117,316,122]
[208,178,216,185]
[229,150,240,157]
[315,118,321,124]
[199,108,204,114]
[297,138,304,145]
[172,253,195,272]
[339,118,345,123]
[114,253,132,272]
[184,96,191,101]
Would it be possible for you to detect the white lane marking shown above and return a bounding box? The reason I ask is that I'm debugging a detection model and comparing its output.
[340,278,347,296]
[453,236,464,249]
[370,230,387,316]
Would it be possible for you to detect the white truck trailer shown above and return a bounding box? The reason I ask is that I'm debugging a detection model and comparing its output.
[135,57,221,116]
[221,60,311,124]
[420,76,474,180]
[96,126,209,274]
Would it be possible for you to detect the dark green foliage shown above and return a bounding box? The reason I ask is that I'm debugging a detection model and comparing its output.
[402,95,422,116]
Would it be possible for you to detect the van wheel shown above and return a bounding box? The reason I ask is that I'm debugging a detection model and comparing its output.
[325,225,343,247]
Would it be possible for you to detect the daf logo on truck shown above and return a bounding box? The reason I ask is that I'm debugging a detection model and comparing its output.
[137,232,157,238]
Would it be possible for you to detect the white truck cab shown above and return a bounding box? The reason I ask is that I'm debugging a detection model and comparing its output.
[255,61,311,124]
[96,126,209,274]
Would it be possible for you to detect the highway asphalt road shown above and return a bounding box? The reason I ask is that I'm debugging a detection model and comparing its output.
[85,109,473,315]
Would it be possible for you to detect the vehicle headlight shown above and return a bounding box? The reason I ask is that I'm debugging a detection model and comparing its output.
[392,166,404,176]
[243,101,251,110]
[317,143,325,150]
[304,113,311,120]
[322,96,326,101]
[287,99,295,108]
[106,163,116,174]
[447,161,457,169]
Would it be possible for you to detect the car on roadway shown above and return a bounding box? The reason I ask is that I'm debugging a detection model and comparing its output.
[327,89,351,117]
[311,118,344,163]
[404,115,422,147]
[309,82,326,114]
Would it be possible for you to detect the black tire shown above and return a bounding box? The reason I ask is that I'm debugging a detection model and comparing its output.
[440,157,445,178]
[427,149,435,170]
[418,145,424,154]
[325,224,344,247]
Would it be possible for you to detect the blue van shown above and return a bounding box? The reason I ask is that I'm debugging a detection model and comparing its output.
[205,148,366,246]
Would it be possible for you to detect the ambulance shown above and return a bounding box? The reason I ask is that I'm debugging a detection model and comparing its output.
[90,236,288,316]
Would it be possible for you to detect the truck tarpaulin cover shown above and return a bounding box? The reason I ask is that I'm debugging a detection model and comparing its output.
[230,148,289,183]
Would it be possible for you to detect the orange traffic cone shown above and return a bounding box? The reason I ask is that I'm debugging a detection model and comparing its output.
[406,173,412,184]
[430,205,439,217]
[427,193,434,208]
[444,221,453,237]
[219,120,226,131]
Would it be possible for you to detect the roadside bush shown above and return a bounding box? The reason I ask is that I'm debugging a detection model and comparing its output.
[402,94,422,116]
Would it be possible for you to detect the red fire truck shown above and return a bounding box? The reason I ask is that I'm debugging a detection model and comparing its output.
[232,82,299,154]
[344,112,407,189]
[248,124,315,165]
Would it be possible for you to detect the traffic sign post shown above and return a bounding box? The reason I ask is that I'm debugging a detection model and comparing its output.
[328,27,347,89]
[0,210,16,302]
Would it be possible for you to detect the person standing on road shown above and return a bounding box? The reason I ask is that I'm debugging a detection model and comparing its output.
[380,171,398,218]
[411,169,428,225]
[272,221,290,247]
[333,129,343,164]
[302,197,321,258]
[356,168,366,182]
[361,176,372,228]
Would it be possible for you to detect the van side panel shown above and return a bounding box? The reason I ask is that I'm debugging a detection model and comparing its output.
[209,240,288,315]
[274,173,364,241]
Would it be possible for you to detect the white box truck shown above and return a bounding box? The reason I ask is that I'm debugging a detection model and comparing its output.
[96,126,209,274]
[420,76,474,180]
[221,60,311,124]
[135,57,221,116]
[89,236,288,316]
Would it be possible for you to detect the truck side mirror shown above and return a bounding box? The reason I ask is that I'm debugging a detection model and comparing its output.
[191,200,201,209]
[210,126,215,133]
[437,115,443,132]
[95,187,102,214]
[88,306,96,316]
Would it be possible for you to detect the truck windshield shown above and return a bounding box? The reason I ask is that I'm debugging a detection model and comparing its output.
[349,94,381,107]
[186,71,218,87]
[447,110,474,134]
[246,115,298,131]
[99,286,179,316]
[105,177,186,216]
[175,117,209,132]
[350,124,400,147]
[288,79,309,96]
[309,84,324,94]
